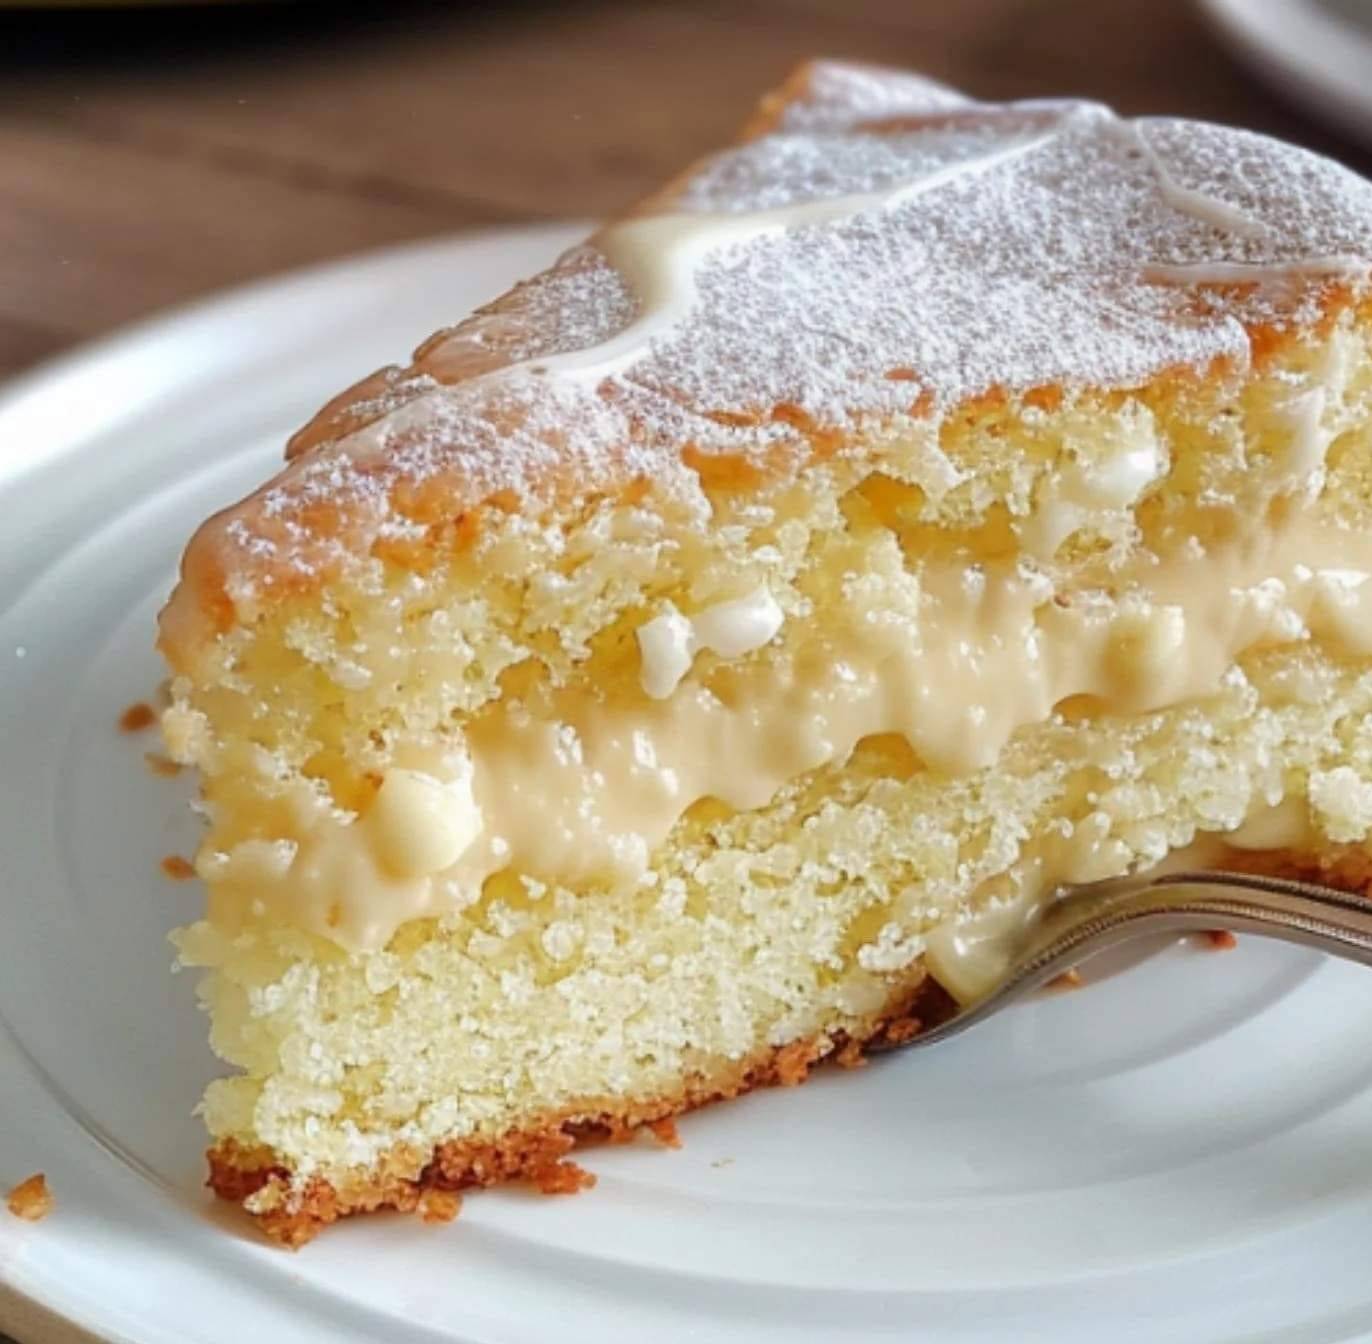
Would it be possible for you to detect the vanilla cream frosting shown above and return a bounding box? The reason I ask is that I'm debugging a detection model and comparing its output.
[198,504,1372,951]
[170,62,1372,958]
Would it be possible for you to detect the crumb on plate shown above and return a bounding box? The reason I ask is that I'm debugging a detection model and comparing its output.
[532,1161,596,1195]
[118,702,156,733]
[417,1189,461,1225]
[646,1118,682,1148]
[882,1016,922,1045]
[7,1173,52,1222]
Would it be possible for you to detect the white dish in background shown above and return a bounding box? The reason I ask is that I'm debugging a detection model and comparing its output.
[5,226,1372,1343]
[1202,0,1372,149]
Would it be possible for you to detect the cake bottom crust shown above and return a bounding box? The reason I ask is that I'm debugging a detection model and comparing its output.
[207,846,1372,1248]
[207,973,954,1247]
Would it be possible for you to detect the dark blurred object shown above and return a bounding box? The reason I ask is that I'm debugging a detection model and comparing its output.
[9,1,274,8]
[1202,0,1372,151]
[1,0,1369,383]
[3,0,464,63]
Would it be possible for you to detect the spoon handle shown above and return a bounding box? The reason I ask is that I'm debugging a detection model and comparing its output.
[1026,868,1372,972]
[880,869,1372,1052]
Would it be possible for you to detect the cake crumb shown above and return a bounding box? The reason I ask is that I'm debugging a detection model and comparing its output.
[144,752,182,777]
[533,1160,596,1194]
[119,702,156,733]
[161,855,196,881]
[835,1037,869,1069]
[882,1016,922,1046]
[7,1173,52,1222]
[1205,930,1238,951]
[646,1118,682,1148]
[710,1157,735,1169]
[417,1189,462,1224]
[1047,968,1085,991]
[774,1038,821,1086]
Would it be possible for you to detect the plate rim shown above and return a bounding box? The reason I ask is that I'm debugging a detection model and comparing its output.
[1199,0,1372,149]
[0,222,584,500]
[0,1282,108,1344]
[7,218,1372,1344]
[0,222,588,1344]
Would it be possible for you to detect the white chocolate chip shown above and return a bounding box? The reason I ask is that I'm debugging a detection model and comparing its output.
[1078,441,1165,510]
[636,603,697,699]
[367,767,482,878]
[1105,604,1186,687]
[637,587,784,698]
[1276,388,1331,488]
[1020,436,1166,558]
[691,586,785,658]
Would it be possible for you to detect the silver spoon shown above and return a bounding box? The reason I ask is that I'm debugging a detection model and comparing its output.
[873,868,1372,1052]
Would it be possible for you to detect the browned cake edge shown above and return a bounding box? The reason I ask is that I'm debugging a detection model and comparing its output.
[206,845,1372,1248]
[207,971,954,1248]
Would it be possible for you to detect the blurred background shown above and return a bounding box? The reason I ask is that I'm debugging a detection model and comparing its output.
[3,0,1371,384]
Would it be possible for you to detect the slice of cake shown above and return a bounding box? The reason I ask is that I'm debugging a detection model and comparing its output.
[159,60,1372,1245]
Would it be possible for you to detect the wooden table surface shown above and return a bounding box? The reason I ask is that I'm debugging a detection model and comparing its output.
[2,0,1370,386]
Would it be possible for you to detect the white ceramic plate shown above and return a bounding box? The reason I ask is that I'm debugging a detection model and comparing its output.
[5,225,1372,1344]
[1202,0,1372,149]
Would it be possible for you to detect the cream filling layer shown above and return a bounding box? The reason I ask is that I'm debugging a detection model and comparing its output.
[920,799,1319,1005]
[199,513,1372,952]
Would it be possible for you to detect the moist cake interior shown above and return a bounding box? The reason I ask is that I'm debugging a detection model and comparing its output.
[157,61,1372,1244]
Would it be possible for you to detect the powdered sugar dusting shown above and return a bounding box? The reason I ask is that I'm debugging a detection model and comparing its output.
[677,111,1063,214]
[418,246,638,384]
[777,62,969,131]
[171,60,1372,626]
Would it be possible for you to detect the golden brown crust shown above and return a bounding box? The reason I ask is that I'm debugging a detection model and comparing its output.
[158,292,1366,674]
[155,45,1372,673]
[208,844,1372,1248]
[208,974,953,1247]
[740,58,828,140]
